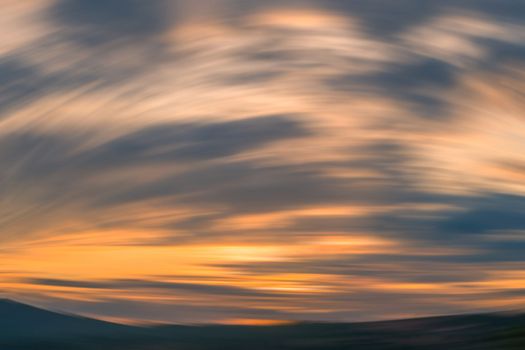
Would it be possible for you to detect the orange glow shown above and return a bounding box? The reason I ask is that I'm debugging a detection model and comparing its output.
[220,319,295,326]
[248,8,349,30]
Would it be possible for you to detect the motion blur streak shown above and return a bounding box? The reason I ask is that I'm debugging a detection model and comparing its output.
[0,0,524,324]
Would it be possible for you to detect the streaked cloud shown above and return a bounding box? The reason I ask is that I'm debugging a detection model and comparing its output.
[0,0,524,324]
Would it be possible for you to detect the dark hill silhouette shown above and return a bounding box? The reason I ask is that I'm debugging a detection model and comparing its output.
[0,299,132,340]
[1,299,524,349]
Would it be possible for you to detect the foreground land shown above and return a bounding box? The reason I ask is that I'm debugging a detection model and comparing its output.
[1,299,524,349]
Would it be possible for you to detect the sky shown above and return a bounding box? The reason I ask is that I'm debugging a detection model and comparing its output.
[0,0,524,325]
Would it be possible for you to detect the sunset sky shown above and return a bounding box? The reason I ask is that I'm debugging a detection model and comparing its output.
[1,0,524,325]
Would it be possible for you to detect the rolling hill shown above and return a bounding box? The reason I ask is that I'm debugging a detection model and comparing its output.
[0,299,131,340]
[1,299,524,349]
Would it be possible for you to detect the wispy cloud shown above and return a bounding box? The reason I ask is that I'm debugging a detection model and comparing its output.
[0,0,524,324]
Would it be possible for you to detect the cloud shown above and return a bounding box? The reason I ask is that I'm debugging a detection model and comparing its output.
[1,0,524,324]
[85,115,309,165]
[464,0,525,22]
[0,115,308,179]
[0,115,309,242]
[51,0,171,45]
[22,278,275,298]
[319,0,525,37]
[318,0,448,36]
[437,194,525,234]
[0,57,70,118]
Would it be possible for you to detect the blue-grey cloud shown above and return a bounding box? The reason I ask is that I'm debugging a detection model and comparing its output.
[51,0,170,45]
[0,115,307,177]
[438,194,525,235]
[331,59,456,116]
[319,0,448,36]
[22,278,276,298]
[86,115,309,165]
[320,0,525,36]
